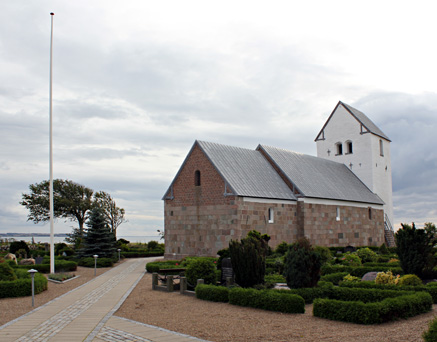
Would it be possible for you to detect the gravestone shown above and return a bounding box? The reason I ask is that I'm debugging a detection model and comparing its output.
[344,245,356,253]
[361,272,379,282]
[221,258,234,283]
[34,257,44,265]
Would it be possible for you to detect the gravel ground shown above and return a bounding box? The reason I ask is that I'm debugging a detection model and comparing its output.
[116,272,437,342]
[0,264,115,327]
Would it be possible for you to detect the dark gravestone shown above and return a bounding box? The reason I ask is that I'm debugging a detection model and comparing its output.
[34,257,44,265]
[221,258,234,283]
[344,245,356,253]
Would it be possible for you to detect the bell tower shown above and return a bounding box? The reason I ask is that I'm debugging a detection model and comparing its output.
[315,101,394,227]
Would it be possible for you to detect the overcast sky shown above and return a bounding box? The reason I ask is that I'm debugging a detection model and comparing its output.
[1,1,436,238]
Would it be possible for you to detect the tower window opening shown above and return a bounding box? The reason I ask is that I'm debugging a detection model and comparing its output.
[346,141,353,154]
[268,208,274,223]
[368,207,372,220]
[379,139,384,156]
[336,142,343,155]
[194,170,201,186]
[336,206,340,221]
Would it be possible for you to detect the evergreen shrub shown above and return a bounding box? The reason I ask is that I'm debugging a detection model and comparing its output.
[398,274,423,287]
[145,260,181,273]
[423,316,437,342]
[319,272,349,285]
[9,240,30,256]
[195,284,229,302]
[185,258,217,286]
[0,273,47,298]
[321,264,403,278]
[284,237,321,289]
[229,230,270,288]
[14,260,77,273]
[78,257,113,268]
[313,292,432,324]
[0,262,17,281]
[229,287,305,313]
[356,248,378,263]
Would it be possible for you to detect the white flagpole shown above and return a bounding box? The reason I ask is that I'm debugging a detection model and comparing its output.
[49,12,55,274]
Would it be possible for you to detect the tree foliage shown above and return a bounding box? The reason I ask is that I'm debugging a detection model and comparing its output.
[283,237,321,289]
[20,179,93,232]
[94,191,126,238]
[78,207,116,259]
[229,230,270,288]
[395,222,436,278]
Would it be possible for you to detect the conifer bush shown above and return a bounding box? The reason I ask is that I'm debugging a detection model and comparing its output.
[283,237,321,288]
[229,230,270,288]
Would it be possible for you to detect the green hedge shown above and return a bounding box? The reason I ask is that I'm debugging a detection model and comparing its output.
[13,260,77,273]
[340,280,437,303]
[146,260,181,273]
[313,292,432,324]
[321,264,403,277]
[121,250,164,258]
[319,272,349,285]
[363,262,400,267]
[0,273,48,298]
[229,287,305,314]
[77,257,114,268]
[423,316,437,342]
[196,284,229,302]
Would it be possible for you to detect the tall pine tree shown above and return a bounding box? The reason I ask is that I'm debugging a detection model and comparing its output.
[79,207,116,259]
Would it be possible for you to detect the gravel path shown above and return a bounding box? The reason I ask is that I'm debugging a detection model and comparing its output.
[116,272,437,342]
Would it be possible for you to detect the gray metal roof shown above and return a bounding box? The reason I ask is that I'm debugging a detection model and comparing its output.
[258,144,384,205]
[341,102,391,141]
[197,141,297,200]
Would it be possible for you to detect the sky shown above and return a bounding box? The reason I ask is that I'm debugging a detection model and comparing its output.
[1,1,436,237]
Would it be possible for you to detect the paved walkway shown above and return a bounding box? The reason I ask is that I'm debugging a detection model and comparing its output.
[0,258,210,342]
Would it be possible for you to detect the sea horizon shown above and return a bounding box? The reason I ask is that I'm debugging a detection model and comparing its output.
[0,234,162,244]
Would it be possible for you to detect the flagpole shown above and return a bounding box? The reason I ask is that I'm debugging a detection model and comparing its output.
[49,12,55,274]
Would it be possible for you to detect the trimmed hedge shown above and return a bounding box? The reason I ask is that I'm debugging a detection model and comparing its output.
[13,260,77,273]
[78,257,113,268]
[319,272,349,285]
[229,287,305,313]
[340,280,437,303]
[313,292,432,324]
[146,260,181,273]
[363,262,400,267]
[321,264,403,278]
[0,273,48,298]
[121,250,164,258]
[423,316,437,342]
[196,284,229,302]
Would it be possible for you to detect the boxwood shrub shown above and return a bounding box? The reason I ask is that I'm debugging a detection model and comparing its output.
[0,273,48,298]
[77,257,113,268]
[340,280,437,303]
[423,316,437,342]
[196,284,229,302]
[229,287,305,314]
[121,250,164,258]
[146,260,181,273]
[13,260,77,273]
[313,292,432,324]
[321,264,403,278]
[319,272,349,285]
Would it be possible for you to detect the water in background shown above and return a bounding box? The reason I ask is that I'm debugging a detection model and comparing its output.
[0,235,162,244]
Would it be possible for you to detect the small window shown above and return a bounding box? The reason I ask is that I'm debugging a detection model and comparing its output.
[368,207,372,220]
[268,208,274,223]
[346,141,353,154]
[379,139,384,156]
[336,142,343,155]
[170,211,174,216]
[354,232,359,238]
[338,233,344,239]
[194,170,201,186]
[336,207,340,221]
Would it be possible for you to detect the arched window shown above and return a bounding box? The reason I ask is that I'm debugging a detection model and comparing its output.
[336,142,343,155]
[194,170,201,186]
[346,141,353,154]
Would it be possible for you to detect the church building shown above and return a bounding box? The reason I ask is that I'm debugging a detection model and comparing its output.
[162,101,394,259]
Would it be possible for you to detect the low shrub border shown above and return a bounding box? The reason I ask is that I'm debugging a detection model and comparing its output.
[146,260,181,273]
[340,280,437,303]
[121,250,164,258]
[77,257,113,268]
[423,316,437,341]
[319,272,349,285]
[0,273,48,298]
[229,287,305,314]
[313,291,432,324]
[196,284,229,302]
[13,260,77,273]
[321,264,403,278]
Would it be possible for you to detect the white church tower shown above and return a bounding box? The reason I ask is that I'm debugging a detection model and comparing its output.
[315,101,394,229]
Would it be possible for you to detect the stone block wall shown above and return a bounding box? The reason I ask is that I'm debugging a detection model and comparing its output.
[301,202,384,247]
